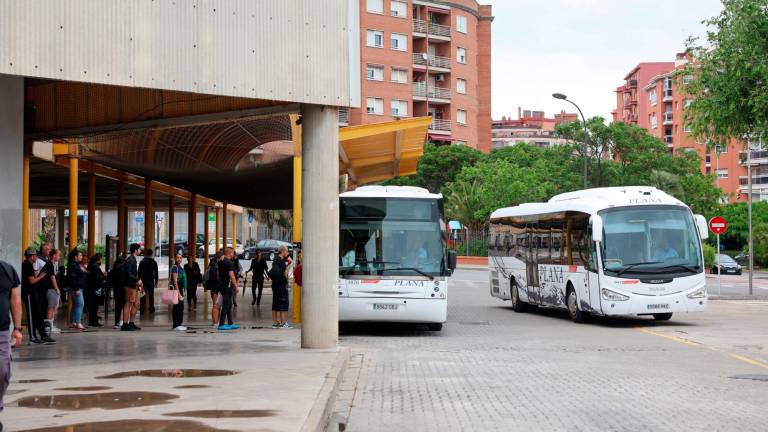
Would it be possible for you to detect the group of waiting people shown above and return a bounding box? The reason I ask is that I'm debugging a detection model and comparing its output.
[21,243,107,344]
[17,241,300,343]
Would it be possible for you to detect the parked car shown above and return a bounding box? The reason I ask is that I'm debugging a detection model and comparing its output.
[158,233,204,258]
[200,238,245,258]
[243,239,294,261]
[712,254,742,275]
[735,251,750,265]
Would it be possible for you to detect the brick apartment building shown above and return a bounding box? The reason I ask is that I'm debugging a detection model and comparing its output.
[613,53,766,202]
[492,108,578,150]
[344,0,493,152]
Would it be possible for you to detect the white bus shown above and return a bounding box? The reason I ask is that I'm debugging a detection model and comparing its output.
[338,186,456,331]
[488,187,710,323]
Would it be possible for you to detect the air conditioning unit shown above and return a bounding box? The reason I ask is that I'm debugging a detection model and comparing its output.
[435,74,445,82]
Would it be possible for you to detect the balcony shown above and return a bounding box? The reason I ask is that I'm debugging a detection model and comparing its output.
[412,19,451,39]
[338,107,349,125]
[663,112,673,125]
[429,118,452,134]
[625,113,638,122]
[740,150,768,165]
[664,135,673,145]
[412,82,451,102]
[412,53,451,70]
[739,175,768,186]
[663,88,673,102]
[623,99,637,108]
[626,79,638,88]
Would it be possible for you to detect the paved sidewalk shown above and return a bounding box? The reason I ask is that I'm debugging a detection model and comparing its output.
[3,296,345,432]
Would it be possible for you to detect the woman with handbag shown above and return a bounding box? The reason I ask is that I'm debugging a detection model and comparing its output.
[68,249,88,331]
[168,252,187,331]
[86,254,105,328]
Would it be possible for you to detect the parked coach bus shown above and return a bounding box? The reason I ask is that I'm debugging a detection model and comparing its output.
[338,186,456,331]
[488,187,709,323]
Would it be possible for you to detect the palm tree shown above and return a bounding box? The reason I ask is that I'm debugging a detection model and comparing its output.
[444,178,484,254]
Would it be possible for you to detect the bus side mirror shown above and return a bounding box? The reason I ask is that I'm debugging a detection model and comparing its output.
[694,214,709,240]
[590,215,603,243]
[448,250,457,272]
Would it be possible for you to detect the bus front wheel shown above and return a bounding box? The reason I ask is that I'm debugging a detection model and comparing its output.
[511,278,528,313]
[566,287,588,323]
[653,313,673,321]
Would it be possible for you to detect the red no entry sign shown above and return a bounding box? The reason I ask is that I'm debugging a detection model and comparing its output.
[709,216,728,235]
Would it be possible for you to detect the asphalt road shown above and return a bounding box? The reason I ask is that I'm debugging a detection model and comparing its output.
[338,268,768,432]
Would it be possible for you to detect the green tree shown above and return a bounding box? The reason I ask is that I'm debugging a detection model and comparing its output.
[416,143,485,193]
[683,0,768,146]
[754,223,768,266]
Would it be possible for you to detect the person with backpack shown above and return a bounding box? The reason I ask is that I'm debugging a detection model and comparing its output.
[0,259,24,432]
[183,256,201,311]
[205,252,221,328]
[121,243,143,331]
[138,248,159,315]
[217,248,239,331]
[270,245,293,329]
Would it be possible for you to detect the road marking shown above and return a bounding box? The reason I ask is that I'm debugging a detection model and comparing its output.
[636,328,768,370]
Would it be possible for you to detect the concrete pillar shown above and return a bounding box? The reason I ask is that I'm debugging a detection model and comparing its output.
[0,75,23,272]
[87,170,96,257]
[300,105,339,349]
[68,158,79,252]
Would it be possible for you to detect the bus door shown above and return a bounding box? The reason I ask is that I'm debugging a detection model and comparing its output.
[526,224,540,304]
[585,228,602,314]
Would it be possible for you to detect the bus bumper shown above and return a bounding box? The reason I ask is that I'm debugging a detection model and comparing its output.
[601,292,708,316]
[339,297,447,323]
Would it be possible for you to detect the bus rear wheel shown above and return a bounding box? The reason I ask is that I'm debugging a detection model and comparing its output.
[653,313,673,321]
[511,279,528,313]
[566,287,588,324]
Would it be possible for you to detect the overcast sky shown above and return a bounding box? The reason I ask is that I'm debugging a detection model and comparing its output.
[489,0,724,121]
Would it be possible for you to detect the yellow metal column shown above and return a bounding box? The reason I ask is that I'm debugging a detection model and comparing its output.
[232,212,237,249]
[291,114,302,324]
[68,157,79,252]
[87,170,96,257]
[222,203,228,249]
[117,182,126,254]
[168,195,175,267]
[21,148,30,254]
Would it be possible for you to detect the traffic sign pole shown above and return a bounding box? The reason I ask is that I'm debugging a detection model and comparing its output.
[708,216,729,296]
[717,233,721,295]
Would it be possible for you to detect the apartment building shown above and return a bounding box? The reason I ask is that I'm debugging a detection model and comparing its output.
[616,53,766,202]
[492,108,578,150]
[345,0,493,152]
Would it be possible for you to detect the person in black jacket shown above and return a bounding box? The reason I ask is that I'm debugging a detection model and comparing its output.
[138,248,159,315]
[246,251,269,307]
[121,243,142,331]
[109,254,126,329]
[183,256,201,311]
[86,254,104,327]
[68,249,88,331]
[270,246,292,329]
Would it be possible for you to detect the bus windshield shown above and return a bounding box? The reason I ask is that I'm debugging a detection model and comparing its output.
[339,198,446,277]
[599,206,702,276]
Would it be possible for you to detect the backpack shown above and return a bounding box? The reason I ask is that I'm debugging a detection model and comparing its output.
[268,259,282,281]
[203,262,218,290]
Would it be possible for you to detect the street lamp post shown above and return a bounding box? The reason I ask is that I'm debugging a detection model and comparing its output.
[553,93,589,189]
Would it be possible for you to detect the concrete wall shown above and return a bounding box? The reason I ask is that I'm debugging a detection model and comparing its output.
[0,74,23,272]
[0,0,360,107]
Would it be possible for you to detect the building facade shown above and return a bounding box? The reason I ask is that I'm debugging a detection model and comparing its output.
[347,0,493,151]
[492,108,577,150]
[615,54,766,202]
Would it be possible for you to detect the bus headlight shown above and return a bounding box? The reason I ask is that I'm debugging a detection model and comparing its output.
[686,286,707,299]
[601,288,629,301]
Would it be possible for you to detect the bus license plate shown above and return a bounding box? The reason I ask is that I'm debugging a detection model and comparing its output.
[647,303,669,310]
[372,303,400,311]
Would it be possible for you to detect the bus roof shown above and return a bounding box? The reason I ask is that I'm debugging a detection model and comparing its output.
[340,185,442,200]
[490,186,687,220]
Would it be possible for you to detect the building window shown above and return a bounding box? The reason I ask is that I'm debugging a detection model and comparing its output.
[650,115,658,129]
[366,0,383,14]
[366,64,384,81]
[366,97,384,115]
[456,78,467,94]
[391,33,407,51]
[391,0,407,17]
[391,99,408,117]
[716,168,729,179]
[391,67,408,83]
[456,15,468,33]
[683,75,694,85]
[457,47,467,64]
[366,30,384,48]
[706,167,711,174]
[456,140,468,146]
[649,90,657,106]
[715,144,728,154]
[684,124,692,133]
[457,109,467,125]
[664,77,673,90]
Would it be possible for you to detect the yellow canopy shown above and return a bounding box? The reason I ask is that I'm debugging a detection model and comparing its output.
[339,117,431,185]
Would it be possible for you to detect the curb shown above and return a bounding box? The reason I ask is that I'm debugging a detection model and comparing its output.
[301,346,351,432]
[710,295,768,301]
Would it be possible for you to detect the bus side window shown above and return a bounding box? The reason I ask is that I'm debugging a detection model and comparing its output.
[586,227,597,272]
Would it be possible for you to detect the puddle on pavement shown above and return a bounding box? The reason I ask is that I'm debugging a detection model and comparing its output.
[97,369,238,379]
[15,379,54,384]
[54,386,112,391]
[165,409,277,418]
[730,374,768,382]
[173,384,211,389]
[17,392,178,410]
[18,419,240,432]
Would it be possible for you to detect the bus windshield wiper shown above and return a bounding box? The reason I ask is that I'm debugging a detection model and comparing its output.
[614,261,663,276]
[341,261,400,276]
[657,264,701,274]
[381,267,434,280]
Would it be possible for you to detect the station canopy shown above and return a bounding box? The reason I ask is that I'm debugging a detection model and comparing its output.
[25,80,431,210]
